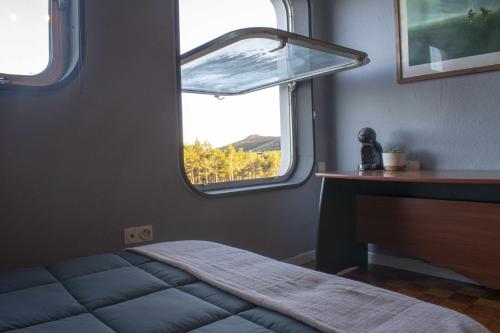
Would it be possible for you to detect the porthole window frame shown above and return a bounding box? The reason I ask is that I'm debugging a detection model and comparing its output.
[0,0,81,88]
[176,0,316,196]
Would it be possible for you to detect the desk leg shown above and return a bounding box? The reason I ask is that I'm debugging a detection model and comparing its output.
[316,179,367,274]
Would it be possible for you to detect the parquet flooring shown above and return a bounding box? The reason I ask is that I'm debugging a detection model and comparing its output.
[339,265,500,332]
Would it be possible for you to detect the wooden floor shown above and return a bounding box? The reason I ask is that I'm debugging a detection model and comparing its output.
[336,265,500,332]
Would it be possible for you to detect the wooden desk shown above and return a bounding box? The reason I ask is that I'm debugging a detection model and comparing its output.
[316,170,500,290]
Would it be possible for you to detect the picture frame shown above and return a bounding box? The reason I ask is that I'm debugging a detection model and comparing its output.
[395,0,500,83]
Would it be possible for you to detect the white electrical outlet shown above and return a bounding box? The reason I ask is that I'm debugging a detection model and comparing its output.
[124,225,154,245]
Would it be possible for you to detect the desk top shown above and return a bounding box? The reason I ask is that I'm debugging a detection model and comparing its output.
[316,170,500,185]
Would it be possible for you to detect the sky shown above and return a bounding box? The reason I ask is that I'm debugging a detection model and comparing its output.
[179,0,282,147]
[0,0,49,75]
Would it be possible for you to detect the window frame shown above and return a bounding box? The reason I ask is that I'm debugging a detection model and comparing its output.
[177,0,315,196]
[194,83,298,193]
[0,0,80,88]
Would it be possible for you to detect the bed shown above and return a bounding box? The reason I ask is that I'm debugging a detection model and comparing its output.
[0,241,488,333]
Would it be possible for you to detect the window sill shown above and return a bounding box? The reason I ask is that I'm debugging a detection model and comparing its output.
[183,155,314,198]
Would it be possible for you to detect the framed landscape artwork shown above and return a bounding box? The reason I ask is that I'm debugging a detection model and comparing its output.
[395,0,500,82]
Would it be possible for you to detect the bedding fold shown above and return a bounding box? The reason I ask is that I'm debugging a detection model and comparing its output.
[131,241,488,333]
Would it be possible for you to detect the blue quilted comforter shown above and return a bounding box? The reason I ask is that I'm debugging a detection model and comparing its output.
[0,251,319,333]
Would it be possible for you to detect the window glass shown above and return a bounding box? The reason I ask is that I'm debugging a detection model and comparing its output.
[180,0,292,187]
[0,0,50,76]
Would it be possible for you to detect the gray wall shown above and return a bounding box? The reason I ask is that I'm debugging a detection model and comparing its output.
[0,0,328,269]
[8,0,494,271]
[326,0,500,171]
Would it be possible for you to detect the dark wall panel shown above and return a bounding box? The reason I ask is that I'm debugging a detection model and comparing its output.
[0,0,325,269]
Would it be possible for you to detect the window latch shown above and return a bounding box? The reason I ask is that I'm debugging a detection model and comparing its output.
[0,76,11,85]
[268,37,288,53]
[57,0,70,10]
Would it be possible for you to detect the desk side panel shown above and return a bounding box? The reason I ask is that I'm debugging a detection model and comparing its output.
[316,179,367,274]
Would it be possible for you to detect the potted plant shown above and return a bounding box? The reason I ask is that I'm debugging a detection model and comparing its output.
[383,148,406,171]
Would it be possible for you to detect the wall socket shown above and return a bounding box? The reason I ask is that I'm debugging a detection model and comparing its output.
[124,225,153,245]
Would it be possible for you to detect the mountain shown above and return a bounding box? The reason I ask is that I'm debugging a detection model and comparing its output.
[223,135,280,152]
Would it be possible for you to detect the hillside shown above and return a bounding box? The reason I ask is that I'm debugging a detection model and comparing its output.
[223,135,280,152]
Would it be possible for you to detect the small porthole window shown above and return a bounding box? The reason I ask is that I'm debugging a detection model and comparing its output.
[0,0,80,87]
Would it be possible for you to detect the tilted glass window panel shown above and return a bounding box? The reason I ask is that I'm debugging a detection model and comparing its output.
[181,28,369,96]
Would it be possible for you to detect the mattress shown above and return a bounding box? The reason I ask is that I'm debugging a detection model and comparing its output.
[0,251,319,333]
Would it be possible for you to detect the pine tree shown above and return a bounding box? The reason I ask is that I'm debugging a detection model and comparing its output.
[183,140,281,185]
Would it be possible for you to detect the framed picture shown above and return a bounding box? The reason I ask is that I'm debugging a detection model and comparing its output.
[395,0,500,83]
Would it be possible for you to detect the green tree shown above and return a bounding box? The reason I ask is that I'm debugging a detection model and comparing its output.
[183,139,281,185]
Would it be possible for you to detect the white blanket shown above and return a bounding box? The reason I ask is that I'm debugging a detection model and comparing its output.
[131,241,488,333]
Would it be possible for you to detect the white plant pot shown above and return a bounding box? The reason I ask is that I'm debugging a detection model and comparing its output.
[383,153,406,171]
